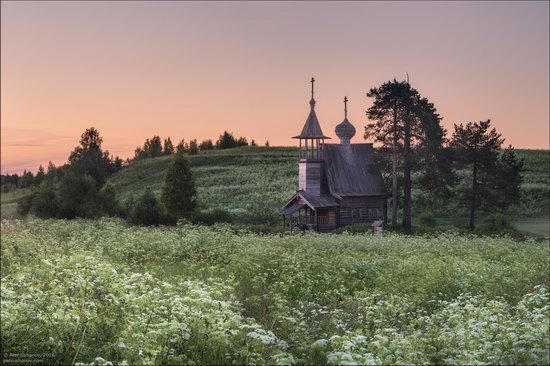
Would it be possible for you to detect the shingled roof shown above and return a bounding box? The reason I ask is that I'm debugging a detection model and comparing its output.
[281,190,339,212]
[323,143,385,198]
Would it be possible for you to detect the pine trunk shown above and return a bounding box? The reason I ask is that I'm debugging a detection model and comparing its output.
[469,162,477,231]
[391,108,398,226]
[402,115,412,232]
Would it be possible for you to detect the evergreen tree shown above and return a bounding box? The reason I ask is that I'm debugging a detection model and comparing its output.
[134,146,145,160]
[216,131,233,149]
[365,79,450,231]
[176,139,187,154]
[134,136,164,160]
[199,139,214,151]
[47,161,56,175]
[161,151,197,219]
[366,80,407,226]
[163,137,175,155]
[188,139,199,155]
[110,156,124,172]
[34,165,46,186]
[129,188,162,226]
[450,120,511,230]
[250,139,257,146]
[264,140,270,147]
[18,170,34,188]
[492,146,523,210]
[68,127,112,185]
[148,136,163,158]
[236,136,248,147]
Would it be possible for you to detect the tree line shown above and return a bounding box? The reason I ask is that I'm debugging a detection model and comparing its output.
[1,129,269,192]
[365,79,523,231]
[132,131,268,161]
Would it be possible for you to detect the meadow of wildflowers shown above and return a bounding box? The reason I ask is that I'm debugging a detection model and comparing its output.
[1,218,549,365]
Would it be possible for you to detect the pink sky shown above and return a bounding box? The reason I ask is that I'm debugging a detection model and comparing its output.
[1,1,549,174]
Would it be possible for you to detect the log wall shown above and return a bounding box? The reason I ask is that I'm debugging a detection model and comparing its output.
[299,161,323,195]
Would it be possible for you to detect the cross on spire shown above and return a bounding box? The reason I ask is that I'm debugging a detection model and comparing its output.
[309,77,316,108]
[344,96,348,118]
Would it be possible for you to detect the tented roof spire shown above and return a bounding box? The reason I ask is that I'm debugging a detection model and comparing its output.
[293,77,330,139]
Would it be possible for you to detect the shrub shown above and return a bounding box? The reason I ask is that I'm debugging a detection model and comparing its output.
[56,172,100,219]
[475,213,508,234]
[418,210,437,227]
[31,183,58,218]
[98,182,120,216]
[194,208,233,225]
[128,189,161,226]
[16,194,34,217]
[128,189,176,226]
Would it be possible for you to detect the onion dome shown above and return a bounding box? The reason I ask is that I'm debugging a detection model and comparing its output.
[335,96,356,145]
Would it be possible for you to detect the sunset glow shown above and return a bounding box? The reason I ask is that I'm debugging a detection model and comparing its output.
[2,1,548,174]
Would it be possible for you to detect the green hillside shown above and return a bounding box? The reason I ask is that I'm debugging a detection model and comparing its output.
[109,147,298,224]
[108,147,549,233]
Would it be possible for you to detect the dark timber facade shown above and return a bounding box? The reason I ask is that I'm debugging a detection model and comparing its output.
[281,79,386,232]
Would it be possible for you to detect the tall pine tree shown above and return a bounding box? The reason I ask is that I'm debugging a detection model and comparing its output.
[450,120,522,230]
[366,80,449,231]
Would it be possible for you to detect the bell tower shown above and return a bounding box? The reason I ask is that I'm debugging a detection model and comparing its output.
[293,78,330,195]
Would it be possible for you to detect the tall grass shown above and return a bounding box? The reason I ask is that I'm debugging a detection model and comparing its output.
[1,218,549,364]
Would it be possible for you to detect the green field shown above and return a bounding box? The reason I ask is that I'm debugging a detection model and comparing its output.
[512,216,550,238]
[0,187,32,219]
[1,218,549,365]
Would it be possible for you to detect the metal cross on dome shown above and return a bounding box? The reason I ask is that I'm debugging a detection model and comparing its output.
[344,96,348,118]
[310,77,315,98]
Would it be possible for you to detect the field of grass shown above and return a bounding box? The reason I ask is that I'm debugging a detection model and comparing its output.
[0,187,32,219]
[511,216,550,238]
[1,218,549,365]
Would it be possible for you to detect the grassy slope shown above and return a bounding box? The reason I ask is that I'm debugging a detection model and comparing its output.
[2,147,548,236]
[109,147,298,222]
[108,147,548,234]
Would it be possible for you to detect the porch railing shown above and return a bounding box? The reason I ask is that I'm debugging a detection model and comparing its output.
[290,216,333,226]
